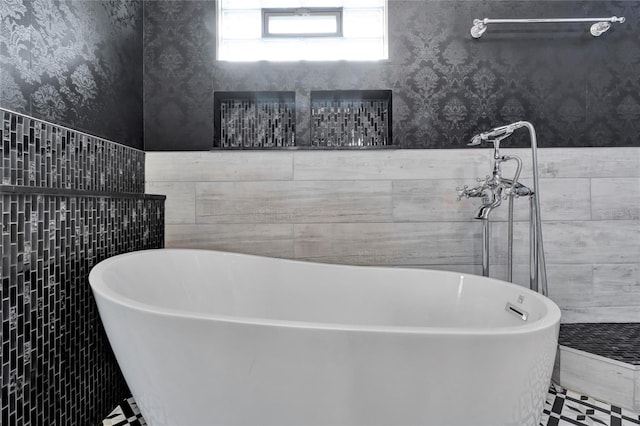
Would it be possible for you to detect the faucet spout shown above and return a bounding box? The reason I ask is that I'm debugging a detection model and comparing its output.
[475,191,502,219]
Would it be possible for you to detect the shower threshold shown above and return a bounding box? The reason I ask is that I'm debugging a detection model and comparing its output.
[555,323,640,412]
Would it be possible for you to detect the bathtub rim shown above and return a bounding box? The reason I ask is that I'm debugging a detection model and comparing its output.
[89,248,561,336]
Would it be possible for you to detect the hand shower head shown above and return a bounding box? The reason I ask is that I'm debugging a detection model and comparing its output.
[483,124,515,140]
[469,125,514,146]
[468,122,523,148]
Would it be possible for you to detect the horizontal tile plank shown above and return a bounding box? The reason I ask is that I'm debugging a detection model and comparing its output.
[196,181,393,223]
[591,178,640,220]
[145,151,293,182]
[294,222,481,266]
[397,178,592,223]
[165,224,294,258]
[500,147,640,179]
[293,149,490,181]
[146,181,195,224]
[488,263,594,309]
[561,306,640,323]
[392,180,479,222]
[491,220,640,264]
[490,178,591,222]
[593,263,640,307]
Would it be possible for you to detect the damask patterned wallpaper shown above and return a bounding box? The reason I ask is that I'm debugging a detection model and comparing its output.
[0,0,143,149]
[143,0,216,151]
[143,0,640,150]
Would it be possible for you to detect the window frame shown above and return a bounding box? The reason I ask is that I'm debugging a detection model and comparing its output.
[261,7,344,38]
[216,0,389,62]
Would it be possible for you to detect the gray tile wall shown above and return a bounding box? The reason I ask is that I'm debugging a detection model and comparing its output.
[1,109,165,425]
[146,148,640,323]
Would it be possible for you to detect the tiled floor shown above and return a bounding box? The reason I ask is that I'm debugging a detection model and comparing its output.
[102,383,640,426]
[542,383,640,426]
[102,397,146,426]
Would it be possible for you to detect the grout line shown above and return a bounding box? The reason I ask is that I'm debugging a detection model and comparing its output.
[589,177,593,221]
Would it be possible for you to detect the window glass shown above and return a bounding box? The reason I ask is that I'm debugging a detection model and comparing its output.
[218,0,388,61]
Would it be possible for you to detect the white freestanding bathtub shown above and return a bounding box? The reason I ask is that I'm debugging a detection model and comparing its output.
[90,249,560,426]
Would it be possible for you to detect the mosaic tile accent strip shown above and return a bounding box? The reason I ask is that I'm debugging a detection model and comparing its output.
[214,92,296,149]
[0,193,164,426]
[311,90,392,148]
[0,109,145,193]
[104,383,640,426]
[559,323,640,366]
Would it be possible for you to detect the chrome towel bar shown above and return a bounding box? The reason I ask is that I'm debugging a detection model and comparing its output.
[470,16,626,38]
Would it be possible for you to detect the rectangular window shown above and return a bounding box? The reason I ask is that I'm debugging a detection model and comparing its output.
[263,8,343,37]
[218,0,387,61]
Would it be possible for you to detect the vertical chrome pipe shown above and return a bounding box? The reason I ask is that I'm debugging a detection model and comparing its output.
[503,154,521,284]
[520,122,548,297]
[529,195,538,292]
[537,211,548,296]
[507,195,514,282]
[482,218,490,277]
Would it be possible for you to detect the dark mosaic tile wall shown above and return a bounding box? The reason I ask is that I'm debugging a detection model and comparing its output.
[0,109,165,425]
[143,0,640,150]
[0,0,143,149]
[1,110,144,193]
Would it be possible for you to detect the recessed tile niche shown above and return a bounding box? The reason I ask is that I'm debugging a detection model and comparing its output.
[213,90,392,149]
[214,91,296,149]
[310,90,392,148]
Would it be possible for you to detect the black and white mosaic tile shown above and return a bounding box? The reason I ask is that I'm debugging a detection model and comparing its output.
[0,192,164,425]
[1,109,145,193]
[559,323,640,366]
[104,384,640,426]
[0,109,165,425]
[103,397,146,426]
[542,383,640,426]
